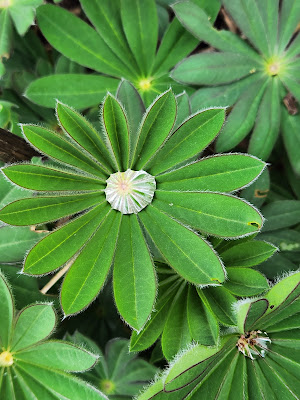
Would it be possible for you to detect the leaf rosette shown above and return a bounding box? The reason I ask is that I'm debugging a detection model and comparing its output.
[138,271,300,400]
[0,83,265,330]
[0,271,107,400]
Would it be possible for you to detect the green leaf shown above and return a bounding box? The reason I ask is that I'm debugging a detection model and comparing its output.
[22,125,107,178]
[11,304,56,352]
[282,109,300,175]
[161,285,192,360]
[0,272,13,348]
[224,267,269,296]
[201,287,237,326]
[172,52,259,86]
[36,4,135,79]
[25,74,119,109]
[278,0,300,53]
[130,280,181,352]
[139,205,225,285]
[56,102,114,171]
[153,17,199,77]
[221,0,271,56]
[116,80,146,150]
[174,91,191,131]
[255,0,279,55]
[121,0,158,76]
[216,77,268,152]
[0,226,46,263]
[262,200,300,231]
[154,191,263,238]
[3,164,105,192]
[0,9,13,59]
[157,154,266,192]
[220,241,277,267]
[248,78,281,160]
[61,210,121,316]
[80,0,139,76]
[236,298,269,333]
[101,94,130,171]
[187,287,219,346]
[16,341,98,372]
[9,1,43,36]
[132,90,177,170]
[241,167,270,208]
[113,215,156,330]
[23,202,109,275]
[148,108,225,175]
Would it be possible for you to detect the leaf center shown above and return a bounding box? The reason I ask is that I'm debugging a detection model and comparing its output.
[105,169,156,214]
[237,330,271,359]
[0,351,14,367]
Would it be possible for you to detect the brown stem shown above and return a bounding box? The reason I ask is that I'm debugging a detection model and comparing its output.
[0,128,42,163]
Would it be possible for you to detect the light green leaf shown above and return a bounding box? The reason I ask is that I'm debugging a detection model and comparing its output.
[236,298,269,333]
[157,154,266,192]
[23,202,109,275]
[61,211,121,316]
[154,191,263,238]
[172,52,259,86]
[224,267,269,296]
[139,205,225,285]
[0,9,13,59]
[221,241,277,267]
[121,0,158,76]
[248,78,281,160]
[132,90,177,170]
[174,91,191,131]
[3,164,105,192]
[22,125,107,178]
[0,272,13,348]
[101,94,130,171]
[16,341,98,372]
[113,215,156,330]
[56,102,114,171]
[148,108,225,175]
[25,74,119,109]
[11,304,56,352]
[278,0,300,53]
[216,77,268,152]
[36,4,135,79]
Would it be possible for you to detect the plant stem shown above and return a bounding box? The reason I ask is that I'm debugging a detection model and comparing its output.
[40,260,73,295]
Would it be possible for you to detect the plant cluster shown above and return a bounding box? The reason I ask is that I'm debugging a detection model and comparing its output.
[0,0,299,399]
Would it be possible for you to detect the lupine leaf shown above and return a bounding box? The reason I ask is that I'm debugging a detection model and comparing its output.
[248,78,281,160]
[3,164,105,192]
[153,17,198,77]
[161,285,192,360]
[61,210,121,316]
[113,215,156,330]
[241,167,270,208]
[25,74,119,109]
[36,4,135,79]
[0,9,13,59]
[22,125,107,178]
[0,270,13,348]
[224,268,269,296]
[262,200,300,231]
[132,90,177,170]
[121,0,158,76]
[23,202,109,275]
[102,94,130,171]
[148,108,225,175]
[154,191,263,238]
[11,304,56,352]
[174,91,191,130]
[278,0,300,53]
[282,111,300,175]
[172,52,259,86]
[56,102,114,172]
[201,287,237,326]
[157,154,266,192]
[16,341,98,372]
[139,205,225,285]
[216,77,268,152]
[221,241,277,267]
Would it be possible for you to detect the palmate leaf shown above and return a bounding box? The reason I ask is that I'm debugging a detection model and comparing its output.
[0,87,265,330]
[138,272,300,400]
[0,273,106,400]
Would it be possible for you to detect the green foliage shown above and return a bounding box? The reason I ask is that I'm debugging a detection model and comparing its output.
[67,332,157,399]
[0,272,107,399]
[138,272,300,399]
[172,0,300,161]
[0,84,265,332]
[24,0,221,108]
